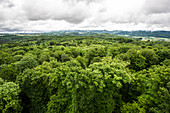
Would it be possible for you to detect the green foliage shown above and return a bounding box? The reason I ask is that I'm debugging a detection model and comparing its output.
[16,68,49,113]
[0,51,12,65]
[121,101,146,113]
[141,49,158,68]
[156,49,170,63]
[0,34,169,113]
[53,50,71,62]
[107,47,119,58]
[38,52,51,64]
[12,50,26,56]
[12,55,23,63]
[127,49,146,71]
[15,55,38,71]
[0,64,18,81]
[46,57,132,113]
[161,58,170,66]
[0,80,22,113]
[85,46,107,66]
[125,65,170,113]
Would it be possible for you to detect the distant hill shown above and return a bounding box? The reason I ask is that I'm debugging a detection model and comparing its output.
[46,30,170,38]
[1,30,170,39]
[114,30,170,38]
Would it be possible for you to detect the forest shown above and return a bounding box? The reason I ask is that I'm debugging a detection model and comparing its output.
[0,34,169,113]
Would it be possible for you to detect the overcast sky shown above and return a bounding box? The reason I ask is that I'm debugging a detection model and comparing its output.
[0,0,170,32]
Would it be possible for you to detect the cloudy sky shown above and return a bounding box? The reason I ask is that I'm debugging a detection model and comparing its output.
[0,0,170,32]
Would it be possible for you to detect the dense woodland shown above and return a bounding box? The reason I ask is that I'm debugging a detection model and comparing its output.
[0,34,169,113]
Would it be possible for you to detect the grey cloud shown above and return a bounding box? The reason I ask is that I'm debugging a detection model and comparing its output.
[0,0,15,8]
[0,19,25,32]
[53,14,89,24]
[0,27,20,32]
[0,0,6,3]
[22,0,92,24]
[98,8,107,13]
[144,13,170,25]
[64,0,103,4]
[0,12,5,21]
[131,0,170,29]
[143,0,170,14]
[106,0,170,28]
[0,0,24,23]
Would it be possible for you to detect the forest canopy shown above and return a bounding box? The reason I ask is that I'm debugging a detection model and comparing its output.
[0,34,169,113]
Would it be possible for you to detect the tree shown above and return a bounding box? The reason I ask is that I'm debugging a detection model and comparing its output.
[141,49,158,68]
[156,49,170,63]
[127,49,146,71]
[0,51,11,65]
[123,65,170,113]
[15,55,38,71]
[0,63,18,81]
[16,68,49,113]
[38,52,51,64]
[0,79,22,113]
[47,57,132,113]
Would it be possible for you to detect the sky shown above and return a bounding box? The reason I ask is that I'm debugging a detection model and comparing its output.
[0,0,170,33]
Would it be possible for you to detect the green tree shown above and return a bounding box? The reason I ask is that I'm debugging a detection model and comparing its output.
[38,52,51,64]
[15,56,38,71]
[0,79,22,113]
[141,49,158,68]
[16,67,49,113]
[124,65,170,113]
[127,49,146,71]
[0,51,11,65]
[156,49,170,63]
[0,64,18,81]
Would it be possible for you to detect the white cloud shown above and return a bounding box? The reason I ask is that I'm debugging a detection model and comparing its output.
[0,0,170,32]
